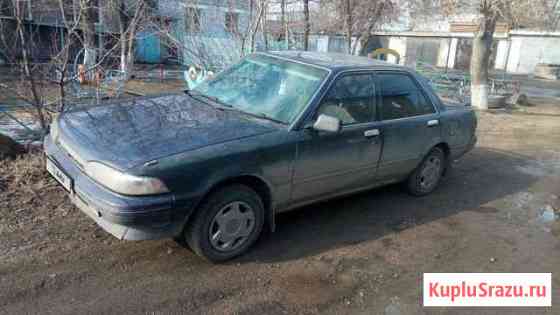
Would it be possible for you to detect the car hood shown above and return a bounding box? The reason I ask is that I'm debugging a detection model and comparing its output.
[58,94,278,170]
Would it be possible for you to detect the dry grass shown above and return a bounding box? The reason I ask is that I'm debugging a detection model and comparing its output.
[0,151,86,268]
[124,79,185,96]
[0,153,54,195]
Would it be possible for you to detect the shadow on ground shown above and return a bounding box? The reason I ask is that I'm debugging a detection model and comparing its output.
[238,146,539,263]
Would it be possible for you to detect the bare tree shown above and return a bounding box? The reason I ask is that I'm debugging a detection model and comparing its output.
[314,0,397,54]
[116,0,129,73]
[549,0,560,31]
[119,0,147,78]
[344,0,351,52]
[470,1,498,109]
[303,0,309,50]
[409,0,558,109]
[82,0,97,75]
[154,0,264,71]
[0,0,145,135]
[12,0,46,130]
[261,0,269,50]
[281,0,288,48]
[254,0,267,51]
[240,0,266,54]
[461,0,551,109]
[351,0,395,55]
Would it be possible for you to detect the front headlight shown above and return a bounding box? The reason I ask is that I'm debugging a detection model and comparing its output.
[85,162,170,196]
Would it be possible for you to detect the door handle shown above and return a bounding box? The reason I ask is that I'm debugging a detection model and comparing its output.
[364,129,380,137]
[427,119,439,127]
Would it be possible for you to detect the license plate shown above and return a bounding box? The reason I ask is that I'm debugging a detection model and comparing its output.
[46,158,73,192]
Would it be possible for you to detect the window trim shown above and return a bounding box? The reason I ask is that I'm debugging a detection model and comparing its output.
[257,53,332,131]
[374,70,439,122]
[312,70,378,127]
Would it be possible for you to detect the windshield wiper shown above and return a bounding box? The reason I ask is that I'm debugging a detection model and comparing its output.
[251,112,287,125]
[184,90,232,108]
[184,90,285,125]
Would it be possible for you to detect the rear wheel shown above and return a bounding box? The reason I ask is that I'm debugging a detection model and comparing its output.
[406,147,445,196]
[182,185,264,262]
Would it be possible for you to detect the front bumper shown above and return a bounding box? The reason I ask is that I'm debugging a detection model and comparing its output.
[44,135,194,240]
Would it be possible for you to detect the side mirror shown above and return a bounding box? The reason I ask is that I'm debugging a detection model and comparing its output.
[313,114,341,133]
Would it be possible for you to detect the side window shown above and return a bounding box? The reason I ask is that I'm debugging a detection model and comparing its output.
[317,74,376,125]
[378,73,435,120]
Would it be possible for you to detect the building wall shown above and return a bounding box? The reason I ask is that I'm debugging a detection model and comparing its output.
[135,28,162,63]
[387,37,406,64]
[152,0,250,67]
[500,34,560,74]
[436,38,457,69]
[380,32,560,75]
[493,40,509,70]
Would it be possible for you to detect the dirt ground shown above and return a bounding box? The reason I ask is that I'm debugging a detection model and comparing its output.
[1,98,559,314]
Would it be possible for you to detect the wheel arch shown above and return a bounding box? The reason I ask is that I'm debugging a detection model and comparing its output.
[195,174,275,232]
[433,142,451,175]
[434,142,450,158]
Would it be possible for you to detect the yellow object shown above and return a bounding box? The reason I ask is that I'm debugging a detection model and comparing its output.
[369,48,400,64]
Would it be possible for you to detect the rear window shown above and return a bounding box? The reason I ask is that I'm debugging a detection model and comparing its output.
[378,73,435,120]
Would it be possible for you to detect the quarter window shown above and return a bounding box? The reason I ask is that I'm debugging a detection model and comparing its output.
[317,74,376,125]
[378,73,435,120]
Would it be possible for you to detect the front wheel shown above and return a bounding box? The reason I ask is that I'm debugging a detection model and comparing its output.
[181,185,264,262]
[406,147,445,196]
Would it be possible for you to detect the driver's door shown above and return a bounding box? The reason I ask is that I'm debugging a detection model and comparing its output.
[290,72,382,206]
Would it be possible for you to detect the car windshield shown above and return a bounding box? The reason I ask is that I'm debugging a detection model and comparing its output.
[192,54,329,124]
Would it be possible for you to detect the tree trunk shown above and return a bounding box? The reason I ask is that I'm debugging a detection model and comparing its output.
[281,0,288,49]
[303,0,310,51]
[123,0,146,79]
[550,0,559,31]
[14,5,46,131]
[118,0,129,73]
[344,0,352,53]
[83,0,97,76]
[250,2,264,53]
[358,34,371,55]
[356,2,384,56]
[241,0,254,55]
[470,13,496,110]
[125,18,138,80]
[351,33,360,54]
[261,0,268,51]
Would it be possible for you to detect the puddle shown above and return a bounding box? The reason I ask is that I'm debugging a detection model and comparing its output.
[516,163,560,178]
[537,205,558,224]
[522,86,560,98]
[385,296,403,315]
[516,152,560,178]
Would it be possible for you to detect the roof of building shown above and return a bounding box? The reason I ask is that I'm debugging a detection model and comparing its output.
[264,51,406,72]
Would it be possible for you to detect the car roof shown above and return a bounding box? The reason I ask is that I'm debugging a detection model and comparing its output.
[263,51,408,73]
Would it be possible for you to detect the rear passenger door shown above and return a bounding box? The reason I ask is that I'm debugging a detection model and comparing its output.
[375,71,441,182]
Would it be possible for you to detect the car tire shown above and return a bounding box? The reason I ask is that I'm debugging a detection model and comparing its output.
[406,147,445,196]
[182,184,264,262]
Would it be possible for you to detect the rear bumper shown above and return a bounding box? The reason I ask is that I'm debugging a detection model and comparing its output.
[44,135,195,240]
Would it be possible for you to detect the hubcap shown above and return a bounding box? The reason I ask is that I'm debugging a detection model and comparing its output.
[209,201,256,252]
[419,156,442,191]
